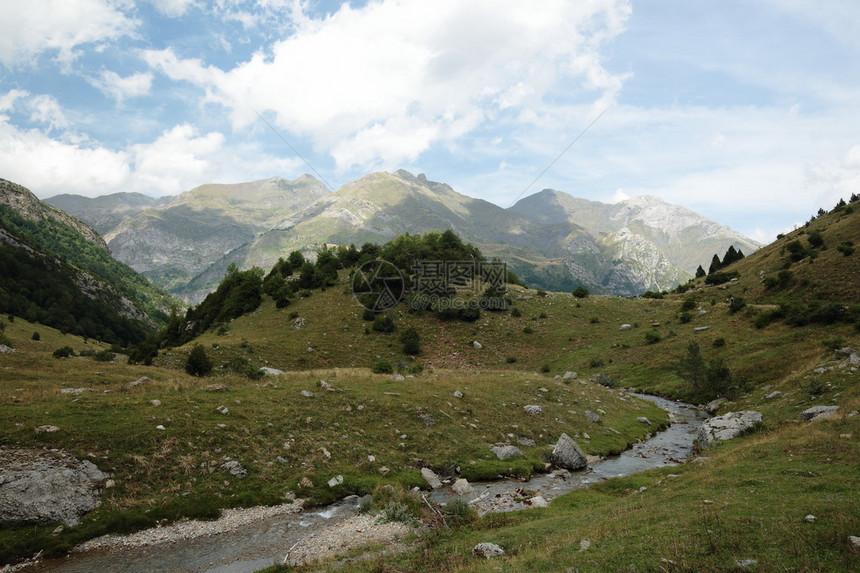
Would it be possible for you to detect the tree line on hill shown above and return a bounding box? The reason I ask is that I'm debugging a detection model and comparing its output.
[128,230,530,365]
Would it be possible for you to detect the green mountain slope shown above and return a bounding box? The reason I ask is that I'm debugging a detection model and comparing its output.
[0,178,177,342]
[102,175,329,299]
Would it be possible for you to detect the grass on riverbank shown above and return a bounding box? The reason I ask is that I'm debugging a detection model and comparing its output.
[0,316,667,565]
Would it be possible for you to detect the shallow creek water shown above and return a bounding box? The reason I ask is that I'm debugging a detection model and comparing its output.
[25,394,708,573]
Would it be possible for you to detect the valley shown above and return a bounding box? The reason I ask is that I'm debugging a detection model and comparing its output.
[0,181,858,572]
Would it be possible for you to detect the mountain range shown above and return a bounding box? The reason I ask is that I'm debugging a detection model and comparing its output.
[43,170,759,302]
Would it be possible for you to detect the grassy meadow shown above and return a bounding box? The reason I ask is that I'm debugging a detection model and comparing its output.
[1,204,859,570]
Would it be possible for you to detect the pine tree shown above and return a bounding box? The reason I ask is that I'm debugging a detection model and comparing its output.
[707,254,722,275]
[185,344,213,377]
[695,265,706,278]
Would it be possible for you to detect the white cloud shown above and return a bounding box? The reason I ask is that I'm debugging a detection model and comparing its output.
[89,70,153,103]
[144,0,631,172]
[843,144,860,169]
[0,0,136,67]
[129,124,225,193]
[0,118,131,195]
[26,95,70,131]
[148,0,196,18]
[0,89,29,114]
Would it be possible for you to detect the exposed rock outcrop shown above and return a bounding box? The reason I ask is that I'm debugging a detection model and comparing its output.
[0,448,109,526]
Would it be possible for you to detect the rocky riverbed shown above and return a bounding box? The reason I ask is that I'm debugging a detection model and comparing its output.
[9,394,708,572]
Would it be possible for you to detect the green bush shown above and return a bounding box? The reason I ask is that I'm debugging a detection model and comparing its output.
[572,286,589,298]
[371,359,393,374]
[372,314,395,333]
[728,297,746,314]
[362,308,376,321]
[185,344,213,377]
[31,331,40,341]
[679,311,693,324]
[712,338,726,347]
[92,350,115,362]
[589,357,605,368]
[644,331,661,344]
[399,328,421,355]
[510,307,522,317]
[506,356,517,363]
[705,271,738,285]
[680,295,697,312]
[523,325,534,334]
[676,341,743,400]
[540,363,551,373]
[52,346,75,358]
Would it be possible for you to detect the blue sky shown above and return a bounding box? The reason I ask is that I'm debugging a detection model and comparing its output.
[1,0,858,243]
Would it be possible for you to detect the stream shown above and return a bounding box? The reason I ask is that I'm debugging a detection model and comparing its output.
[22,394,708,573]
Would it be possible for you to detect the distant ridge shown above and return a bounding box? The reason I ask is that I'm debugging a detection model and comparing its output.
[47,171,760,301]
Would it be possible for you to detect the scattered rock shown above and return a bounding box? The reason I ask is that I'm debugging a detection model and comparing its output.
[418,411,437,427]
[259,367,284,376]
[472,542,505,558]
[693,326,710,332]
[552,433,588,471]
[327,475,344,488]
[637,417,652,425]
[292,317,307,329]
[299,477,313,488]
[378,466,390,475]
[563,371,578,380]
[452,479,474,496]
[805,515,816,523]
[421,467,442,489]
[697,411,762,449]
[0,345,17,354]
[155,425,165,431]
[619,324,632,331]
[150,399,162,407]
[104,479,115,489]
[764,391,782,400]
[220,460,247,478]
[473,341,483,350]
[703,397,728,414]
[453,390,464,399]
[584,410,601,423]
[490,445,524,461]
[215,405,229,415]
[299,390,314,398]
[517,436,536,447]
[0,448,108,526]
[204,384,228,392]
[59,388,92,395]
[580,539,591,551]
[800,405,839,422]
[735,559,758,568]
[849,535,860,553]
[523,404,542,415]
[34,425,60,433]
[124,376,151,389]
[529,496,548,508]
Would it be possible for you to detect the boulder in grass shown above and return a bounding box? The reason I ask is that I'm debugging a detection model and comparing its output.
[472,542,505,558]
[490,445,524,461]
[697,411,762,449]
[552,433,588,471]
